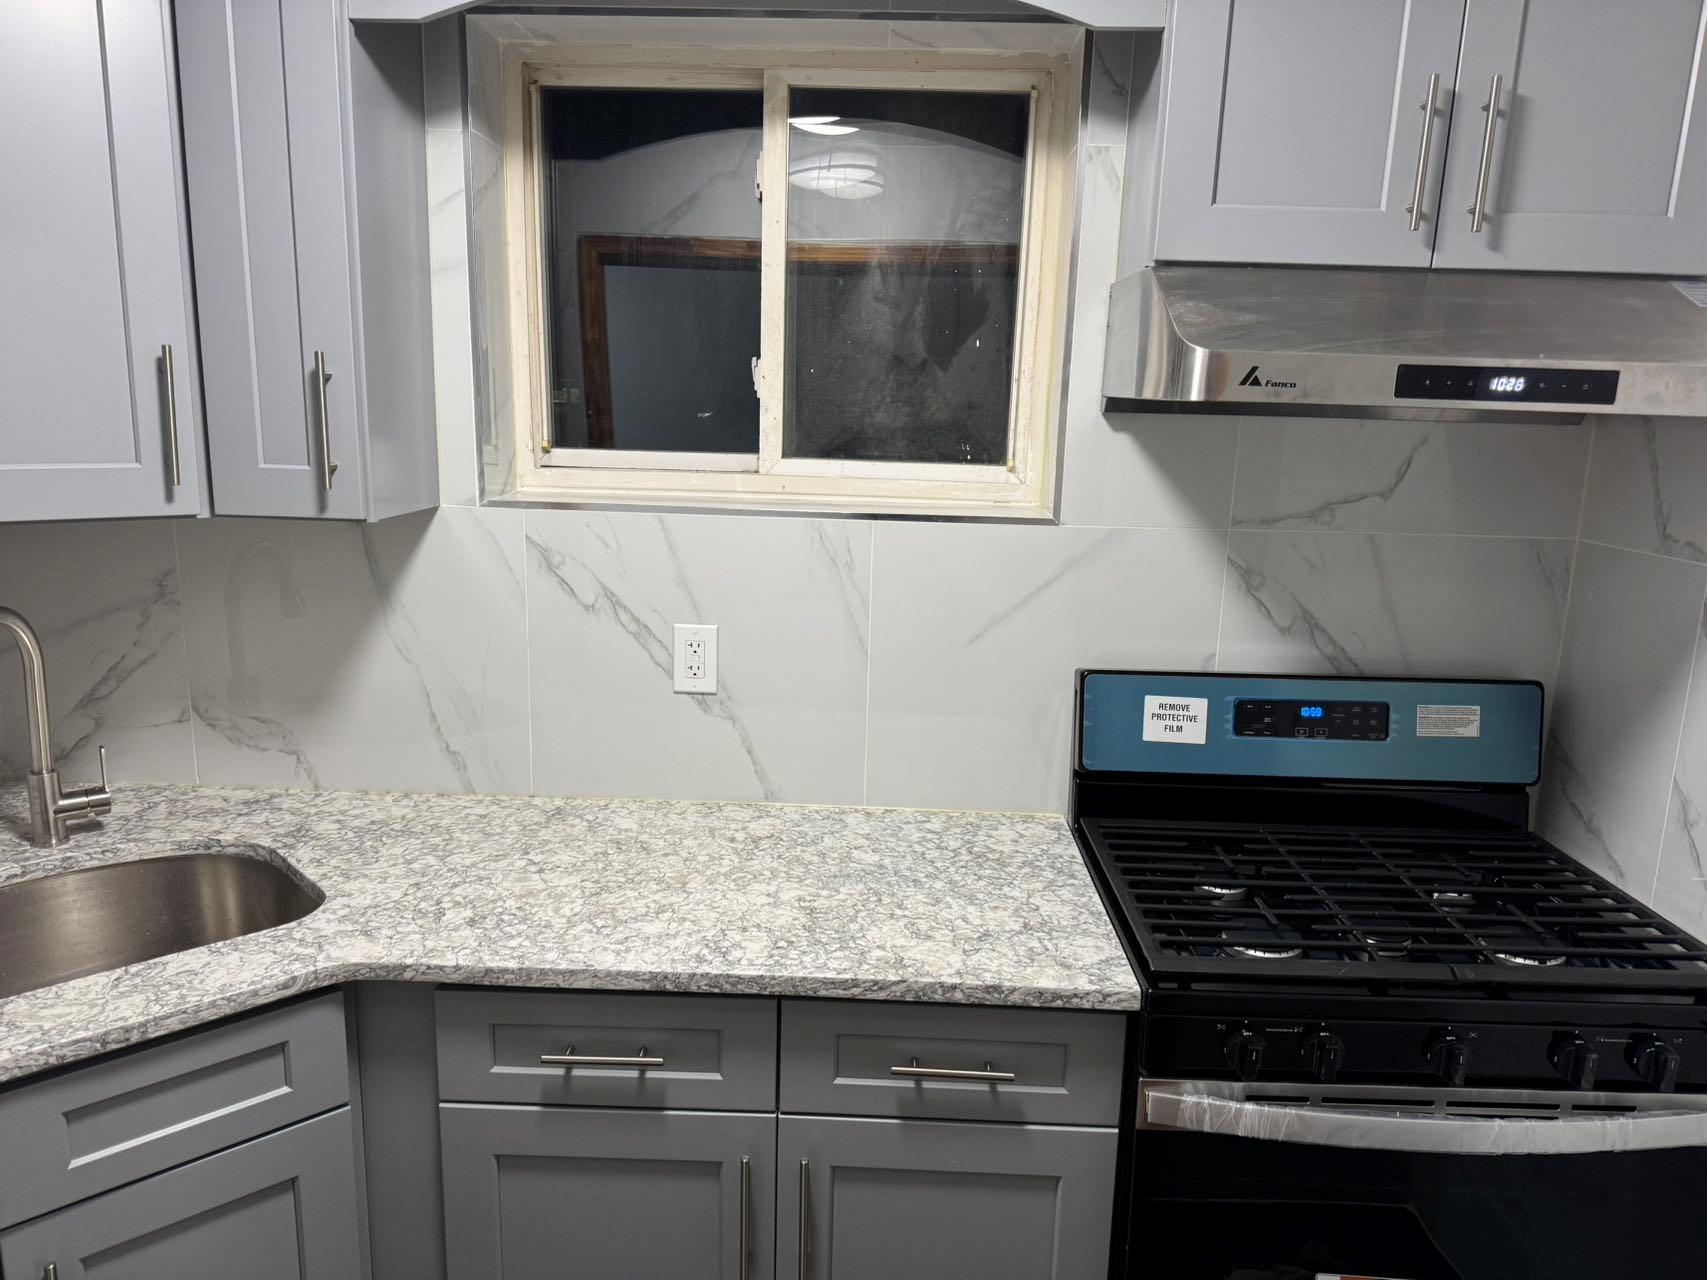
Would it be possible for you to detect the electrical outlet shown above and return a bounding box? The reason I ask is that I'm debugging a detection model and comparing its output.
[673,623,718,694]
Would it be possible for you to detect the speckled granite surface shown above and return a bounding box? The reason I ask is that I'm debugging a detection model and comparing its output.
[0,784,1139,1082]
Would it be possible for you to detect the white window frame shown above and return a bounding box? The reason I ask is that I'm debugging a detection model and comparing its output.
[496,22,1080,518]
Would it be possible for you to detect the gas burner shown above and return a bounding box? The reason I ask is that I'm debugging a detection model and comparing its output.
[1354,929,1413,959]
[1195,882,1248,902]
[1473,920,1569,968]
[1431,890,1478,912]
[1220,922,1305,961]
[1483,943,1568,968]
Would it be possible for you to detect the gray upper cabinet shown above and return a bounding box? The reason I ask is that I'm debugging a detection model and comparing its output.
[777,1114,1118,1280]
[0,0,205,522]
[1153,0,1466,268]
[440,1103,776,1280]
[1433,0,1707,274]
[0,1108,362,1280]
[175,0,439,521]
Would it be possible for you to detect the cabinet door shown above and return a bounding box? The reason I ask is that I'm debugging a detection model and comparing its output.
[777,1114,1118,1280]
[441,1104,775,1280]
[0,0,202,521]
[0,1108,361,1280]
[1154,0,1466,267]
[1435,0,1707,273]
[175,0,367,519]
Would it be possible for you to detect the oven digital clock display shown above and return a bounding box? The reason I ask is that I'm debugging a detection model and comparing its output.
[1234,699,1390,741]
[1394,364,1619,405]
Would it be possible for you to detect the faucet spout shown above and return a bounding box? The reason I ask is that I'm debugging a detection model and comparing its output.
[0,606,112,846]
[0,606,55,778]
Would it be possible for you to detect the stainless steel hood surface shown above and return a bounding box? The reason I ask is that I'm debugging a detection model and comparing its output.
[1103,265,1707,418]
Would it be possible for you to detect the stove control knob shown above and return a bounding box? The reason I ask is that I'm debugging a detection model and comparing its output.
[1303,1031,1345,1083]
[1225,1029,1267,1081]
[1552,1033,1600,1091]
[1427,1032,1470,1087]
[1629,1036,1681,1093]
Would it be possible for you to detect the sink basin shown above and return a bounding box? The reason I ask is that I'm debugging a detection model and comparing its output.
[0,852,322,999]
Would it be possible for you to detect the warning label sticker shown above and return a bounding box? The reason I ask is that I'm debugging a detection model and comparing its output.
[1416,705,1482,739]
[1142,695,1208,744]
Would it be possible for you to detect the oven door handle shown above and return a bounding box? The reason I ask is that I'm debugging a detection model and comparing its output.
[1140,1084,1707,1156]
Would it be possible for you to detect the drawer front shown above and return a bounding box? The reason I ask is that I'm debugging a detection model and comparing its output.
[435,990,777,1111]
[780,1000,1126,1126]
[0,992,349,1228]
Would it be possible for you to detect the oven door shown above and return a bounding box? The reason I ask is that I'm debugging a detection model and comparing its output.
[1130,1080,1707,1280]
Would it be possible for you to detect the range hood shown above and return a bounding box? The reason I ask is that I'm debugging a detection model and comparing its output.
[1103,265,1707,420]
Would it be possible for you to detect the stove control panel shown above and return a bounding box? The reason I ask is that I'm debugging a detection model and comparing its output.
[1144,1013,1706,1093]
[1234,698,1390,741]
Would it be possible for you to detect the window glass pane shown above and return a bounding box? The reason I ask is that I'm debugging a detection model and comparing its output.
[542,88,763,454]
[784,87,1029,465]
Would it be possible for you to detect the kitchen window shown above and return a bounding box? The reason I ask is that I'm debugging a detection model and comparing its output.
[500,34,1077,516]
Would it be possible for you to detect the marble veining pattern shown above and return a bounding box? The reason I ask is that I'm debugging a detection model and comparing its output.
[1219,532,1572,679]
[0,783,1140,1081]
[1581,416,1707,563]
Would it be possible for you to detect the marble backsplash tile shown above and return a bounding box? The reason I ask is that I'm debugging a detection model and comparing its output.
[1537,542,1707,893]
[175,508,531,796]
[524,508,872,805]
[1219,531,1572,680]
[0,520,194,787]
[1580,417,1707,562]
[864,522,1225,814]
[1654,604,1707,936]
[1232,417,1593,538]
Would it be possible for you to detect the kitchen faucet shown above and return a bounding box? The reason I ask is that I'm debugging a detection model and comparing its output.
[0,607,112,846]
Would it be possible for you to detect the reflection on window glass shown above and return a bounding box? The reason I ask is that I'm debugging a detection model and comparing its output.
[542,88,763,454]
[785,88,1029,465]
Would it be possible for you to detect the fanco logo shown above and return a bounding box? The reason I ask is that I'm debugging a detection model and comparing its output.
[1238,365,1297,390]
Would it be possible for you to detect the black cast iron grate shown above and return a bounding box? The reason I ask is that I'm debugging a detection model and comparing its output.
[1081,817,1707,992]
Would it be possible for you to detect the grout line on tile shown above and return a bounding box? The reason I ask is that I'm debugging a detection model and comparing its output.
[521,509,535,796]
[172,520,202,786]
[1575,537,1707,567]
[1651,573,1707,905]
[860,525,877,805]
[1210,421,1243,671]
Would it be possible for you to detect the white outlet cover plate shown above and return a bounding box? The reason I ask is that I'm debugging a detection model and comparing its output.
[673,623,718,694]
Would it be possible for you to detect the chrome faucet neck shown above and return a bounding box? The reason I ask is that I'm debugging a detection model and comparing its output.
[0,607,112,846]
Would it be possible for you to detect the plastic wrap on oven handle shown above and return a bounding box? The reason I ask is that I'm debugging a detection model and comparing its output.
[1141,1087,1707,1155]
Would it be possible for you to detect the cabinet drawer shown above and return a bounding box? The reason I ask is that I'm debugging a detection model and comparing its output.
[0,992,349,1228]
[435,990,777,1111]
[780,1000,1126,1126]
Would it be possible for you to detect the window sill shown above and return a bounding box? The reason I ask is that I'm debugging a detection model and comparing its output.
[488,483,1058,523]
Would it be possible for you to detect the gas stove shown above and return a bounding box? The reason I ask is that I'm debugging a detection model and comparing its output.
[1071,671,1707,1093]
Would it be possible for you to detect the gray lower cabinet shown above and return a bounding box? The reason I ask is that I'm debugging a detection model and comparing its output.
[174,0,437,521]
[1433,0,1707,274]
[1153,0,1466,268]
[777,1114,1117,1280]
[0,1108,361,1280]
[0,0,205,521]
[440,1103,776,1280]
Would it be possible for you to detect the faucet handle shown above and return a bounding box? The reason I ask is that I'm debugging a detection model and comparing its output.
[98,744,108,792]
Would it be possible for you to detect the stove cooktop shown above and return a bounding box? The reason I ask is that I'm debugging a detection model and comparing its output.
[1080,817,1707,995]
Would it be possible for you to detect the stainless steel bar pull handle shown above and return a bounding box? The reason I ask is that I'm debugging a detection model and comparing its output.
[538,1044,665,1067]
[1406,73,1441,232]
[1468,73,1503,232]
[890,1057,1016,1082]
[739,1155,752,1280]
[160,344,181,489]
[313,351,337,490]
[798,1158,810,1280]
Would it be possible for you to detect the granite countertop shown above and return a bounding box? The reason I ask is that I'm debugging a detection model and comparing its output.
[0,784,1140,1082]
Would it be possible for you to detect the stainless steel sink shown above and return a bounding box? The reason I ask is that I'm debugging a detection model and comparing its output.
[0,852,322,999]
